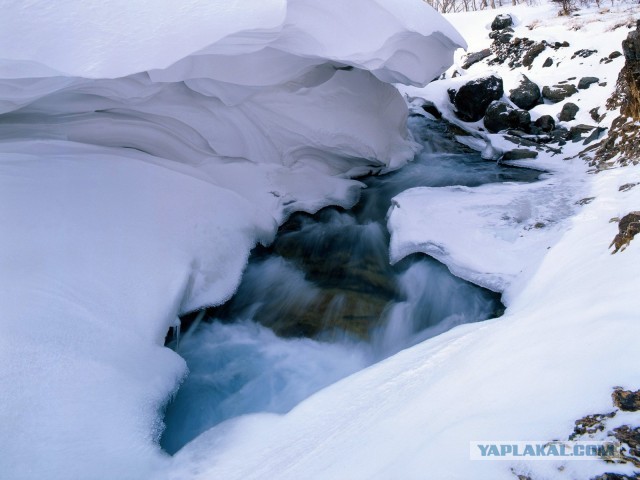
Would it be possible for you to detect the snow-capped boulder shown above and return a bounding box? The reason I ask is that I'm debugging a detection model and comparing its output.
[491,14,513,31]
[449,75,504,122]
[542,83,578,102]
[483,101,531,133]
[578,76,599,89]
[509,74,542,110]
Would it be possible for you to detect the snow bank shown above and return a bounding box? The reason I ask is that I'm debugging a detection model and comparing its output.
[170,2,640,478]
[0,0,464,478]
[387,152,588,296]
[167,139,640,480]
[165,4,640,479]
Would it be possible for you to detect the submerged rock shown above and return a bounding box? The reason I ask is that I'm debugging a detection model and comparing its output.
[502,149,538,160]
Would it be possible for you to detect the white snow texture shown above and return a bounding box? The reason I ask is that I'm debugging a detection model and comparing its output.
[0,1,463,479]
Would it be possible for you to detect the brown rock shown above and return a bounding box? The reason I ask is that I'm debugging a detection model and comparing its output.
[613,388,640,411]
[610,212,640,254]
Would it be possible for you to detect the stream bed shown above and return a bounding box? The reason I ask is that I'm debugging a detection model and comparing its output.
[160,116,543,454]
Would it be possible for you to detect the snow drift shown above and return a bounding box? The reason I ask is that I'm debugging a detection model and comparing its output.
[0,0,464,478]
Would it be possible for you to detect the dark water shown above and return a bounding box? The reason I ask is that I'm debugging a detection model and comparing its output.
[160,116,541,454]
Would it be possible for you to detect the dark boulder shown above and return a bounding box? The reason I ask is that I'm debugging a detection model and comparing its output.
[491,14,513,31]
[450,75,504,122]
[542,57,553,67]
[522,42,546,68]
[578,76,599,89]
[534,115,556,132]
[483,101,531,133]
[568,124,595,142]
[583,126,607,145]
[609,50,622,59]
[550,127,569,144]
[421,101,442,119]
[461,49,492,69]
[622,21,640,61]
[496,32,513,44]
[558,102,579,121]
[509,75,541,110]
[502,149,538,160]
[542,83,578,102]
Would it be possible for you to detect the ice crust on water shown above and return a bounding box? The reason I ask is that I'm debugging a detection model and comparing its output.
[0,0,464,478]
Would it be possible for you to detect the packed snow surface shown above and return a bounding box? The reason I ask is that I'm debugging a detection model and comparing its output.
[0,0,464,479]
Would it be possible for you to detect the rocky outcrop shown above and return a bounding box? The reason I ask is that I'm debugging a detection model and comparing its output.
[509,75,542,110]
[449,75,504,122]
[514,387,640,480]
[610,212,640,254]
[613,388,640,411]
[588,20,640,168]
[490,36,568,70]
[483,101,530,133]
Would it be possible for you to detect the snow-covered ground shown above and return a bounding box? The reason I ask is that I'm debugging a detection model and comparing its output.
[166,3,640,480]
[1,1,639,479]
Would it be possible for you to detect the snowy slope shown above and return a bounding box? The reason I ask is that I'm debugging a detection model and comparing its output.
[0,1,464,479]
[394,2,638,297]
[168,163,640,480]
[165,4,640,480]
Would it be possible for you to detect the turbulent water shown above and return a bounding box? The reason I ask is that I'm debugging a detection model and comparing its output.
[160,116,542,454]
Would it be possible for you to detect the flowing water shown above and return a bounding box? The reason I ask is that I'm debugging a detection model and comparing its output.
[160,116,542,454]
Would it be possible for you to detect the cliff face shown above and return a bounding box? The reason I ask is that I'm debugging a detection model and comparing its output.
[618,20,640,119]
[591,21,640,169]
